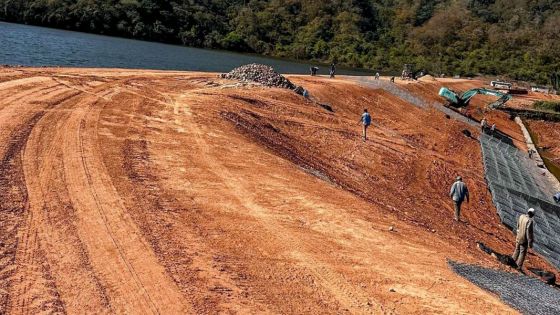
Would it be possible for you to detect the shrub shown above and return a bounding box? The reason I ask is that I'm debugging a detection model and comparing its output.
[534,101,560,113]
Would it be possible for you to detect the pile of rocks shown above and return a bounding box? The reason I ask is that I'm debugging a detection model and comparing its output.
[221,64,295,89]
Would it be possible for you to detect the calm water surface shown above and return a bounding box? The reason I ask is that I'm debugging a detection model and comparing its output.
[0,22,371,75]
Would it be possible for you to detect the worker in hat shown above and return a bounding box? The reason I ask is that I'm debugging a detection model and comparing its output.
[449,176,469,221]
[480,118,488,133]
[512,208,535,269]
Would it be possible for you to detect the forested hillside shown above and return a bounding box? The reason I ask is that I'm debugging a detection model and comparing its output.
[1,0,559,84]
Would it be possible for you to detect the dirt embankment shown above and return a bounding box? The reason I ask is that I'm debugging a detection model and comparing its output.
[527,120,560,165]
[517,94,560,167]
[399,77,560,169]
[398,79,527,148]
[0,67,554,314]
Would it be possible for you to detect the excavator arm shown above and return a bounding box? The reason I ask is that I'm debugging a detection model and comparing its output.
[438,87,512,109]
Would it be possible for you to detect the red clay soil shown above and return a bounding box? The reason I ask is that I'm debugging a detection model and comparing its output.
[506,90,560,110]
[398,78,528,149]
[404,76,560,169]
[0,68,556,314]
[526,120,560,165]
[512,92,560,166]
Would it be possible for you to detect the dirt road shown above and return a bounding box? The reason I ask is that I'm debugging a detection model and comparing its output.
[0,67,548,314]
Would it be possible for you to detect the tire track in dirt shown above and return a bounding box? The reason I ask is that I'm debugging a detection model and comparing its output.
[0,77,53,92]
[0,77,60,109]
[175,93,382,314]
[0,87,77,314]
[58,83,190,314]
[0,84,60,111]
[102,88,277,313]
[15,90,115,314]
[51,77,112,101]
[134,91,350,313]
[117,90,346,312]
[120,132,247,314]
[2,75,189,314]
[117,96,234,313]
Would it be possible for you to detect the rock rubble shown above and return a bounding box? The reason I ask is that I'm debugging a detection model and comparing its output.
[220,64,296,89]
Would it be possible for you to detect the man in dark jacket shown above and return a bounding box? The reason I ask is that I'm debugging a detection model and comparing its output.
[310,66,319,76]
[329,63,336,78]
[449,176,469,221]
[512,208,535,269]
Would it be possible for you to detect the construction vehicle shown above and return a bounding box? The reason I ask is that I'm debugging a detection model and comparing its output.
[490,81,512,89]
[490,80,528,95]
[531,86,551,94]
[438,87,512,109]
[402,64,414,80]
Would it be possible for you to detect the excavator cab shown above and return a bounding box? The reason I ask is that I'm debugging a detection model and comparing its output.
[438,87,461,106]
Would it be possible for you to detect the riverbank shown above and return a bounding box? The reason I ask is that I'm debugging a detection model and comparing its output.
[0,22,375,75]
[1,67,555,314]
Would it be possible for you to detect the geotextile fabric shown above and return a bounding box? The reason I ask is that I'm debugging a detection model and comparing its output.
[449,261,560,315]
[480,133,560,270]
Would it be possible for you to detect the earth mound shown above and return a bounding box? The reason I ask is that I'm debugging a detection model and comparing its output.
[221,64,296,89]
[418,74,437,81]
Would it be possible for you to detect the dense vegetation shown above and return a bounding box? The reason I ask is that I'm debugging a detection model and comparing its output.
[1,0,559,84]
[534,100,560,112]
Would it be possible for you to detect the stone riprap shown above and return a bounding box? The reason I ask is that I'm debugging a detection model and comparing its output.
[221,64,296,89]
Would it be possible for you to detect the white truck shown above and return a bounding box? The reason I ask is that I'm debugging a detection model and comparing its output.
[490,80,512,89]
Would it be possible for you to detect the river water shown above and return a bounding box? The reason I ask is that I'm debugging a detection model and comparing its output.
[0,22,371,75]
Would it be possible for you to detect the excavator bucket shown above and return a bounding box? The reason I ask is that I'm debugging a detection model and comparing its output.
[488,95,512,109]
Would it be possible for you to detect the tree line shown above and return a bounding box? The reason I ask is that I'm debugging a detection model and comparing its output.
[1,0,559,85]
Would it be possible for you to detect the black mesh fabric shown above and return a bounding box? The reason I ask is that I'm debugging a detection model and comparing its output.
[449,261,560,315]
[480,133,560,270]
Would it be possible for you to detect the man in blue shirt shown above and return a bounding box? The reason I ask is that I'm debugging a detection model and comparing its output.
[358,109,372,141]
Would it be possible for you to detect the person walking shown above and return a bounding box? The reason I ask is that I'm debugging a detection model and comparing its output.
[375,72,380,80]
[480,118,488,133]
[358,109,372,141]
[449,176,469,221]
[512,208,535,269]
[329,63,336,78]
